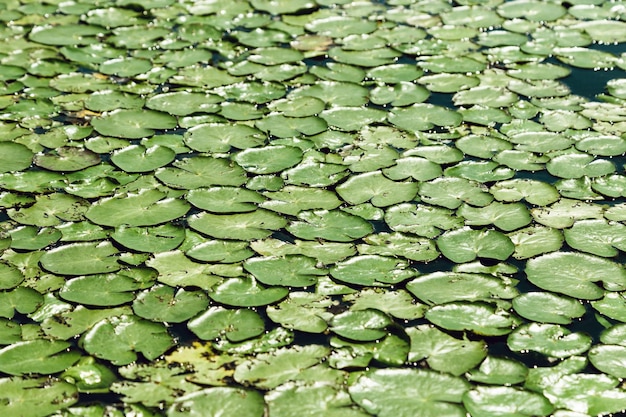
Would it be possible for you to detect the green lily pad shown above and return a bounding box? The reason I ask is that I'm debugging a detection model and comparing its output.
[330,309,392,341]
[244,255,326,287]
[184,123,266,152]
[0,262,25,290]
[498,0,566,21]
[85,89,145,111]
[8,225,61,251]
[588,344,626,378]
[8,193,89,226]
[526,251,626,299]
[457,201,531,231]
[254,114,327,137]
[437,227,514,263]
[508,323,592,358]
[186,240,253,263]
[60,273,141,306]
[419,55,486,73]
[187,306,264,342]
[41,305,132,340]
[419,177,494,209]
[146,92,221,116]
[133,284,208,323]
[330,255,417,286]
[349,368,470,417]
[513,292,586,325]
[508,225,564,259]
[266,382,369,417]
[490,179,559,206]
[543,373,626,416]
[593,174,626,198]
[187,187,263,213]
[82,314,174,365]
[287,209,373,242]
[267,292,334,333]
[167,387,264,417]
[156,156,247,189]
[555,46,618,69]
[0,287,43,319]
[62,356,118,394]
[214,326,294,354]
[454,86,519,107]
[250,238,356,265]
[336,171,418,207]
[99,57,151,77]
[0,376,78,417]
[86,189,189,227]
[389,103,463,131]
[329,47,401,67]
[358,232,439,262]
[233,145,302,174]
[407,271,518,305]
[33,147,100,172]
[426,302,519,336]
[406,324,487,376]
[91,109,177,139]
[0,339,80,376]
[234,345,329,389]
[40,241,120,275]
[29,24,103,45]
[463,386,554,417]
[208,276,288,307]
[320,107,387,131]
[188,209,286,240]
[564,219,626,257]
[289,81,368,107]
[0,142,33,173]
[531,199,604,229]
[466,356,528,385]
[261,186,341,215]
[110,145,176,173]
[384,203,463,238]
[344,288,426,320]
[547,153,615,179]
[111,224,185,253]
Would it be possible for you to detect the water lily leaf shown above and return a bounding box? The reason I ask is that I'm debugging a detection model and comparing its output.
[330,309,392,341]
[498,0,566,20]
[384,203,463,238]
[41,305,132,340]
[407,271,518,305]
[331,255,417,286]
[234,345,329,389]
[0,287,43,319]
[146,251,223,289]
[167,387,264,417]
[370,82,430,106]
[389,103,463,131]
[531,199,604,229]
[466,356,528,385]
[526,251,626,299]
[547,153,615,179]
[84,90,145,112]
[214,326,293,354]
[188,209,286,240]
[320,107,387,131]
[146,92,220,116]
[349,368,470,417]
[208,276,288,307]
[8,193,89,226]
[490,179,559,206]
[419,55,486,73]
[110,145,176,173]
[250,238,355,265]
[61,356,118,394]
[267,292,334,333]
[454,86,519,107]
[419,177,493,209]
[261,186,341,215]
[111,224,185,253]
[287,209,373,242]
[29,24,102,45]
[184,123,265,153]
[0,262,24,290]
[0,376,78,417]
[445,160,515,183]
[507,225,564,260]
[336,171,418,207]
[254,114,327,137]
[40,241,120,275]
[593,174,626,198]
[99,57,151,77]
[358,232,439,262]
[186,187,263,213]
[554,46,618,69]
[342,144,398,172]
[543,373,626,416]
[382,156,442,182]
[456,134,512,159]
[0,339,80,376]
[33,146,100,172]
[8,226,61,251]
[426,302,519,336]
[233,145,302,174]
[588,344,626,378]
[187,306,264,342]
[564,219,626,257]
[406,324,487,376]
[576,134,626,156]
[156,156,247,189]
[458,201,531,231]
[513,292,585,325]
[133,284,208,323]
[266,382,369,417]
[82,314,174,365]
[244,255,326,287]
[0,142,33,173]
[289,81,369,107]
[186,240,253,263]
[86,189,189,227]
[91,109,177,139]
[463,386,554,417]
[592,292,626,322]
[437,227,515,263]
[59,273,141,306]
[508,323,592,358]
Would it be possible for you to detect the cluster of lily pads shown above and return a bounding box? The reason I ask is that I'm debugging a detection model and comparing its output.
[1,0,626,415]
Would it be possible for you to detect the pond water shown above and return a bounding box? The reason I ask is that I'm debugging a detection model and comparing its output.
[2,0,626,416]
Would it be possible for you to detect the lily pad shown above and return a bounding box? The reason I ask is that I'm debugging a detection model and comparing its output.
[0,377,78,417]
[40,241,120,276]
[336,171,418,207]
[60,273,141,306]
[184,123,266,153]
[208,276,288,307]
[266,292,334,333]
[0,142,33,173]
[513,292,586,325]
[457,201,531,231]
[426,302,519,336]
[91,109,177,139]
[156,156,247,189]
[389,103,463,131]
[111,224,185,253]
[543,373,626,416]
[564,219,626,257]
[349,368,470,417]
[188,209,286,240]
[187,306,264,342]
[384,203,463,238]
[406,324,487,376]
[167,388,264,417]
[0,339,80,376]
[463,386,554,417]
[466,356,528,385]
[133,285,209,323]
[287,210,373,242]
[330,309,392,342]
[437,227,515,263]
[244,255,326,287]
[234,145,302,174]
[330,255,417,286]
[526,251,626,299]
[507,323,592,358]
[110,145,176,173]
[419,177,493,209]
